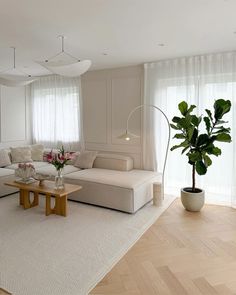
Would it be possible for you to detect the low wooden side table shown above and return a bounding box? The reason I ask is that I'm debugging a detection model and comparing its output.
[5,180,82,217]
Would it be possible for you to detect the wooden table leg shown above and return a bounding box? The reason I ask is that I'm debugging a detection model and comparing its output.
[45,194,67,217]
[61,195,67,217]
[20,189,39,209]
[46,194,51,216]
[55,195,67,217]
[32,192,39,207]
[19,189,24,206]
[22,190,31,209]
[55,196,62,215]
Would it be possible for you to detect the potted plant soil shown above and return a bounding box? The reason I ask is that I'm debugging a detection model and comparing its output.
[170,99,231,211]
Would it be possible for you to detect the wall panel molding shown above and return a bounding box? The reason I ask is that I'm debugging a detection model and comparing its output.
[82,65,144,168]
[0,86,27,143]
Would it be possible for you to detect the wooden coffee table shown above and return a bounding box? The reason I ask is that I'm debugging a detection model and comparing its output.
[5,180,82,217]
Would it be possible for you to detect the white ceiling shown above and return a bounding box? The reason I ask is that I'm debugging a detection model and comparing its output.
[0,0,236,76]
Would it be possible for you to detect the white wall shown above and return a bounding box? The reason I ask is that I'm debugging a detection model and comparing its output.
[81,65,143,168]
[0,85,31,148]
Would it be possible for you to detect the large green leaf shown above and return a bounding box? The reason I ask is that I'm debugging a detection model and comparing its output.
[197,134,210,146]
[212,127,231,134]
[178,101,188,116]
[206,145,222,156]
[214,99,231,120]
[190,128,198,145]
[181,146,189,154]
[215,133,231,142]
[205,109,213,122]
[188,151,202,162]
[215,120,228,125]
[212,147,222,156]
[172,116,181,123]
[203,154,212,167]
[203,117,211,135]
[196,161,207,175]
[173,133,185,139]
[191,115,200,127]
[187,126,194,141]
[186,104,196,115]
[178,116,192,129]
[170,123,181,130]
[170,140,189,151]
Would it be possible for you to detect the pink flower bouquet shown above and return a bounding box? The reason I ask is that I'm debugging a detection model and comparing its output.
[47,146,72,171]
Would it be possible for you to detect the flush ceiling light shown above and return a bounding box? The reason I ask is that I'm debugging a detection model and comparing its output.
[37,35,92,77]
[0,47,37,87]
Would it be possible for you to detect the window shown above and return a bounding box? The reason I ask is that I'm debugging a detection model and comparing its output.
[31,75,83,150]
[144,54,236,206]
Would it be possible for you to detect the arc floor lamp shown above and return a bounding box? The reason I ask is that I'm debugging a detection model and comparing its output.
[118,104,171,201]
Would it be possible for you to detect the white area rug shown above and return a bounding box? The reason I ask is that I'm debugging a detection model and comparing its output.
[0,194,176,295]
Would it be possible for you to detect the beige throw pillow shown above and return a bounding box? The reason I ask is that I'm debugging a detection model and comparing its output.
[10,146,32,163]
[0,149,11,167]
[31,144,44,161]
[74,151,97,169]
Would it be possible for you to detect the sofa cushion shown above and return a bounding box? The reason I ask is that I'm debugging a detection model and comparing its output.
[64,168,160,189]
[31,144,44,161]
[10,146,32,163]
[93,153,133,171]
[0,149,11,167]
[74,151,97,169]
[0,168,18,197]
[0,168,15,177]
[36,164,80,176]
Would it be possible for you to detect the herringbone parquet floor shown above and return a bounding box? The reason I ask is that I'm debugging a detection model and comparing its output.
[90,199,236,295]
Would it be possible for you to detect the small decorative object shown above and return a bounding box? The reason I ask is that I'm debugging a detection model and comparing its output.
[15,163,36,184]
[33,173,51,186]
[47,146,72,189]
[170,99,231,211]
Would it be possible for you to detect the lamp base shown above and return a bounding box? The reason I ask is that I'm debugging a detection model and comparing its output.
[153,182,163,206]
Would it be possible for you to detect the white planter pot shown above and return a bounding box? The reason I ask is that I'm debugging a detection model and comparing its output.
[181,187,205,212]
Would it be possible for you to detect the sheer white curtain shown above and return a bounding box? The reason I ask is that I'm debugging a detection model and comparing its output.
[144,52,236,206]
[31,75,84,151]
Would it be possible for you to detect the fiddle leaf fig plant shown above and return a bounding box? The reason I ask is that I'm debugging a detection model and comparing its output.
[170,99,231,192]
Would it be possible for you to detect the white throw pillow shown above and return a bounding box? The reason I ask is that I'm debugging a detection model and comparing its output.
[66,151,80,165]
[31,144,44,161]
[0,149,11,167]
[10,147,32,163]
[74,151,97,169]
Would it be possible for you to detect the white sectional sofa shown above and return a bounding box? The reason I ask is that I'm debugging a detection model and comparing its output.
[0,150,160,213]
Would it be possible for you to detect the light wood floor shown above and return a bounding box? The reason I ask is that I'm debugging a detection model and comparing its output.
[90,199,236,295]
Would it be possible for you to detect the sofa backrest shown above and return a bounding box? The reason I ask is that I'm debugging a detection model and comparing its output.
[93,153,133,171]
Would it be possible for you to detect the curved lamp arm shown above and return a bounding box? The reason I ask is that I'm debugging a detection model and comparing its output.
[125,104,171,189]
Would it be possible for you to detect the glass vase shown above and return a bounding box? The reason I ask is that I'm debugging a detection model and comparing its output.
[54,168,64,190]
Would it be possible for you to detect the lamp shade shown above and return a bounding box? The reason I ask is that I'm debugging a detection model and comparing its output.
[0,75,37,87]
[37,59,91,77]
[117,130,139,141]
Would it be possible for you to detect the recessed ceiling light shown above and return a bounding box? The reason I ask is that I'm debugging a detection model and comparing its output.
[102,52,108,56]
[158,43,165,47]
